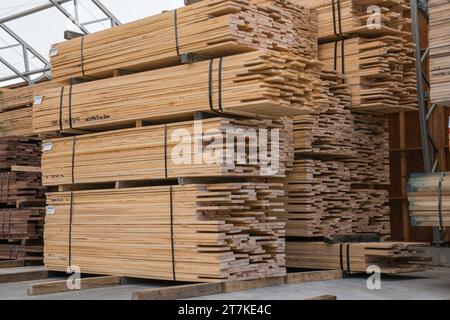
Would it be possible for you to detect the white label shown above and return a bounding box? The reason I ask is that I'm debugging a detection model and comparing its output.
[43,142,53,152]
[34,96,43,105]
[46,206,56,215]
[49,47,59,57]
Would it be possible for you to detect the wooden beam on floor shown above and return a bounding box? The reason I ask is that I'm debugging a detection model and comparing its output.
[222,276,285,293]
[132,283,222,300]
[0,260,24,269]
[305,295,337,300]
[27,276,122,296]
[285,270,343,284]
[0,269,48,284]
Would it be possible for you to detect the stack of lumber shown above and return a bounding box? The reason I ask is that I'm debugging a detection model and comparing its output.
[0,172,45,205]
[41,118,292,186]
[292,0,407,42]
[0,241,43,262]
[408,173,450,227]
[0,137,41,169]
[44,182,286,282]
[429,0,450,106]
[286,242,431,274]
[0,82,55,112]
[50,0,318,83]
[349,189,391,240]
[33,50,321,134]
[319,36,417,113]
[344,113,390,185]
[280,159,352,237]
[0,208,44,240]
[0,108,33,138]
[292,70,353,157]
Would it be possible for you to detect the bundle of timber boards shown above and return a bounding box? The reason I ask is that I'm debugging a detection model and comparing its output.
[33,50,321,135]
[44,183,286,282]
[0,108,33,138]
[344,113,390,185]
[319,36,417,113]
[292,0,407,42]
[0,172,45,205]
[349,189,390,240]
[408,173,450,227]
[0,137,41,169]
[429,0,450,106]
[281,159,352,237]
[50,0,317,83]
[0,240,43,262]
[286,242,431,274]
[41,118,292,186]
[0,82,56,112]
[292,70,353,157]
[0,208,45,240]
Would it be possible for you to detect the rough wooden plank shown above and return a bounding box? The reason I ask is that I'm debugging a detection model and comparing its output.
[27,276,122,296]
[285,270,343,284]
[132,283,223,300]
[222,276,285,293]
[0,260,24,269]
[0,270,48,284]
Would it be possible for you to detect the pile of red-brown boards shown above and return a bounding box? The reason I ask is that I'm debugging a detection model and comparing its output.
[34,0,331,282]
[0,137,45,263]
[429,0,450,106]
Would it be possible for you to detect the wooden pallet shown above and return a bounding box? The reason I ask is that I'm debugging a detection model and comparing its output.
[50,0,317,83]
[34,50,321,135]
[430,0,450,106]
[286,241,432,274]
[408,172,450,227]
[40,117,293,186]
[44,182,286,282]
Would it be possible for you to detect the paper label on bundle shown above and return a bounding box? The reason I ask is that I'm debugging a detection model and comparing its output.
[43,142,53,152]
[49,47,59,57]
[34,96,43,105]
[46,206,56,215]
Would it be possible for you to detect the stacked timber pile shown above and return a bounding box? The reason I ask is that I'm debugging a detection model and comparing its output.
[36,0,322,281]
[0,137,45,264]
[45,183,286,282]
[286,242,431,274]
[408,173,450,227]
[429,0,450,106]
[0,82,55,138]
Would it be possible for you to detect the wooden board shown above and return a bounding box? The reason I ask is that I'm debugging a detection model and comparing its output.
[44,183,286,282]
[429,0,450,106]
[286,241,432,274]
[34,51,321,135]
[0,171,45,205]
[0,208,45,241]
[41,118,292,186]
[0,240,43,263]
[408,172,450,227]
[50,0,317,83]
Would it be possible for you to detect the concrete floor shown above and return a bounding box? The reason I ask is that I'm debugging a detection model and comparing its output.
[0,267,449,300]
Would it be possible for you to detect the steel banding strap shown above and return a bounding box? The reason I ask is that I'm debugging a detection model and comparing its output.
[209,58,225,115]
[169,185,176,281]
[59,86,65,133]
[339,243,344,272]
[331,0,346,74]
[68,79,74,129]
[438,172,446,232]
[346,243,351,274]
[80,36,86,77]
[174,10,181,57]
[68,136,77,267]
[164,124,168,179]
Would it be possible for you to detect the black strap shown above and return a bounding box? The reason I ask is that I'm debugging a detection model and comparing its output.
[164,124,168,179]
[169,186,176,280]
[346,243,351,274]
[68,79,74,129]
[80,36,86,77]
[438,172,446,232]
[174,10,180,56]
[59,86,65,133]
[68,136,77,267]
[339,243,344,272]
[208,58,225,114]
